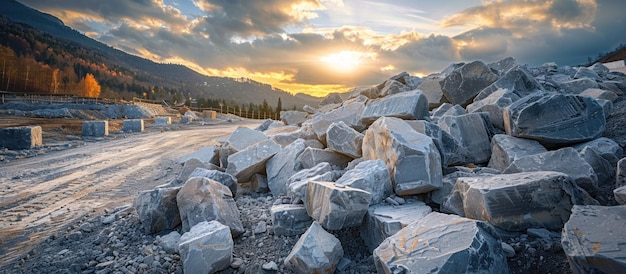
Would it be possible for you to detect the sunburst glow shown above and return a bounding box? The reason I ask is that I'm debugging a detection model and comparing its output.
[320,51,374,73]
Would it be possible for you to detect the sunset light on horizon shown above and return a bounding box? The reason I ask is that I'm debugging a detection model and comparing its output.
[17,0,626,97]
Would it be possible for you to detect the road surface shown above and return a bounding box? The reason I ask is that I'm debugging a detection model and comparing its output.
[0,120,260,265]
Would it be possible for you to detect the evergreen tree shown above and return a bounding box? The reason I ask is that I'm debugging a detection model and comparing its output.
[275,97,282,113]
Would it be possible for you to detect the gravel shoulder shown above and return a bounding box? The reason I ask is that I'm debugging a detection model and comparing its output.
[0,118,260,269]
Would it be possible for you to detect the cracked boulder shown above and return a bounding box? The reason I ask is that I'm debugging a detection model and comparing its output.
[452,171,598,231]
[304,181,370,230]
[561,205,626,274]
[373,212,509,273]
[176,177,244,236]
[438,112,495,164]
[284,222,344,274]
[226,139,281,183]
[360,90,429,125]
[326,121,364,158]
[440,60,500,107]
[178,221,233,274]
[134,187,181,234]
[363,117,442,195]
[265,139,307,197]
[503,93,605,147]
[335,160,392,205]
[488,134,547,172]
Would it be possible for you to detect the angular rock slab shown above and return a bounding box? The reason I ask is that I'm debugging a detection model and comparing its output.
[504,147,598,192]
[360,201,432,252]
[304,181,370,230]
[179,221,233,274]
[311,99,366,143]
[271,204,313,237]
[133,187,181,234]
[363,117,442,195]
[266,139,307,197]
[405,120,469,167]
[467,88,522,130]
[280,110,309,126]
[562,205,626,274]
[288,162,333,199]
[326,121,364,158]
[474,66,543,102]
[360,90,429,125]
[284,222,344,274]
[373,212,509,273]
[224,127,268,153]
[488,134,547,172]
[226,139,281,183]
[453,171,598,231]
[335,160,392,205]
[503,93,605,146]
[177,145,219,165]
[615,186,626,205]
[438,112,494,164]
[189,168,238,197]
[176,177,244,236]
[416,79,447,109]
[573,137,623,167]
[440,60,500,106]
[296,147,352,170]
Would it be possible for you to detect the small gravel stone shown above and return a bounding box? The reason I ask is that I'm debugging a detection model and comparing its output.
[262,261,278,271]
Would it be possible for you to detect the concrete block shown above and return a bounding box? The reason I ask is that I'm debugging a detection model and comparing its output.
[123,119,144,133]
[0,126,42,150]
[154,117,172,126]
[82,121,109,137]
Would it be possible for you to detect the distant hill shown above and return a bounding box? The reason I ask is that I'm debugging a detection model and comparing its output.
[598,46,626,63]
[0,0,320,111]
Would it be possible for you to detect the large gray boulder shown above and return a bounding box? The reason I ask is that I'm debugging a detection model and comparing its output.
[474,66,543,102]
[280,110,309,126]
[416,79,447,109]
[362,117,442,195]
[296,147,352,169]
[178,221,233,274]
[133,187,181,234]
[452,172,598,231]
[438,112,495,164]
[504,93,606,146]
[579,146,615,185]
[176,177,244,236]
[304,181,370,230]
[189,168,238,197]
[573,137,623,167]
[440,60,500,106]
[223,127,268,153]
[226,139,281,183]
[360,90,429,125]
[311,98,366,143]
[373,212,509,273]
[580,88,619,102]
[360,201,432,252]
[615,186,626,205]
[466,88,522,130]
[284,222,344,274]
[271,204,313,236]
[560,78,599,94]
[488,56,518,76]
[405,120,469,167]
[288,162,334,199]
[504,147,598,191]
[266,139,307,197]
[326,121,364,158]
[335,160,392,205]
[561,205,626,273]
[488,134,547,172]
[177,145,219,165]
[436,170,498,215]
[379,79,407,97]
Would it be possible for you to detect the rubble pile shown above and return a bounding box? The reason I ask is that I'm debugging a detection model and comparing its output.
[129,58,626,273]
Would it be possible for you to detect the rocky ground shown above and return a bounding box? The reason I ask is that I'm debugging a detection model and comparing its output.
[2,62,626,273]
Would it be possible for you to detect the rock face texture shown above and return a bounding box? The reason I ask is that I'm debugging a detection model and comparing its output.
[280,110,309,126]
[561,205,626,274]
[226,139,281,183]
[178,221,233,274]
[223,127,268,153]
[325,121,364,158]
[304,181,370,230]
[440,60,500,106]
[176,177,244,236]
[360,90,429,124]
[503,93,606,146]
[311,99,366,143]
[438,112,494,164]
[451,172,597,231]
[271,204,313,236]
[188,168,238,197]
[265,139,307,197]
[335,160,392,205]
[373,212,509,273]
[363,117,442,195]
[284,222,344,274]
[488,134,547,172]
[0,126,42,150]
[133,187,181,234]
[360,201,432,252]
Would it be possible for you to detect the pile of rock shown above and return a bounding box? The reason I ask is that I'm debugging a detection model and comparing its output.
[132,57,626,273]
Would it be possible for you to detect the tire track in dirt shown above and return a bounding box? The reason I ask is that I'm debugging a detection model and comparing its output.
[0,121,260,266]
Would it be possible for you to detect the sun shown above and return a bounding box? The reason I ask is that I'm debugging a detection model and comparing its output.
[320,51,365,73]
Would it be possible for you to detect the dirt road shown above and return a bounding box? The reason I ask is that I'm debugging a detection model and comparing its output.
[0,120,260,266]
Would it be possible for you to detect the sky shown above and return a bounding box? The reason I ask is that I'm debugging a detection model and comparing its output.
[18,0,626,97]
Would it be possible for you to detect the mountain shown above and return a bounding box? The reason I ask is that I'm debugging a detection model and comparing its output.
[0,0,321,110]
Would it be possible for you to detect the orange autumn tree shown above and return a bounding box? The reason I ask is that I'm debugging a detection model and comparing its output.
[77,73,101,98]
